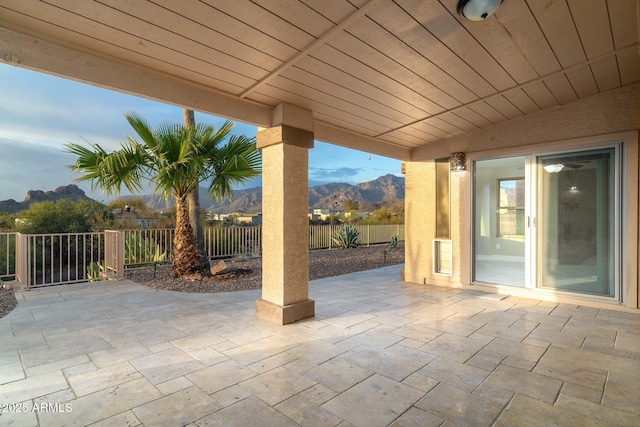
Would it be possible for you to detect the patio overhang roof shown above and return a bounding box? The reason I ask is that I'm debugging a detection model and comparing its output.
[1,0,638,160]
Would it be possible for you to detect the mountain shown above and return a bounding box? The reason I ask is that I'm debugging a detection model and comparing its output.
[0,185,93,214]
[135,174,404,214]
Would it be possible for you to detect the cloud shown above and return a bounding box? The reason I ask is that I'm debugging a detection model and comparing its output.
[309,167,364,181]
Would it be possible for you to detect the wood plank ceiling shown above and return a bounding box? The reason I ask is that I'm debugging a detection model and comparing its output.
[1,0,639,159]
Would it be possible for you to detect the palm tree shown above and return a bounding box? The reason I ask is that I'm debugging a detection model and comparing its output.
[65,112,261,277]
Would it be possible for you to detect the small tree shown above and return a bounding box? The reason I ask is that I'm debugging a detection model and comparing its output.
[65,112,261,277]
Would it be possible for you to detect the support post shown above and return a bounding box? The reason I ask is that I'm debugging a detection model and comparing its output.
[255,105,315,324]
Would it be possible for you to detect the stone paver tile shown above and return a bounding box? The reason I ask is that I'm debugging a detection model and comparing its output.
[412,317,484,337]
[223,335,297,366]
[465,348,505,371]
[321,374,424,427]
[467,308,523,326]
[219,326,272,346]
[416,382,509,426]
[419,332,493,363]
[20,340,110,369]
[287,339,357,367]
[247,351,299,374]
[191,396,298,427]
[305,324,358,344]
[340,344,434,382]
[476,322,531,342]
[38,377,161,427]
[534,346,614,390]
[388,407,444,427]
[322,312,376,329]
[187,346,229,366]
[186,359,256,394]
[401,369,440,394]
[510,318,540,332]
[68,361,141,397]
[419,357,490,392]
[502,355,537,371]
[45,328,107,349]
[561,381,603,404]
[133,385,221,426]
[484,336,547,362]
[63,362,97,377]
[0,371,68,403]
[296,383,338,405]
[86,410,141,427]
[495,393,636,427]
[25,354,91,378]
[303,357,373,393]
[485,364,563,404]
[0,407,39,427]
[89,342,151,368]
[0,356,25,385]
[602,370,640,414]
[211,385,252,407]
[391,324,442,343]
[372,313,414,327]
[557,393,639,425]
[275,393,343,427]
[238,366,316,406]
[155,375,193,395]
[614,330,640,353]
[95,321,147,341]
[134,324,186,347]
[4,331,47,349]
[131,347,205,385]
[170,330,227,352]
[351,328,405,349]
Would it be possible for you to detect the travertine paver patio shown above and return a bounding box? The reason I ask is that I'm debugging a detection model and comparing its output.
[1,265,638,426]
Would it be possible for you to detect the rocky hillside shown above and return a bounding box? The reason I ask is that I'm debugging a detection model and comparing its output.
[136,174,404,213]
[0,185,93,214]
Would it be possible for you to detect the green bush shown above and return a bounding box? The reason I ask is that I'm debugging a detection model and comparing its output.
[332,225,360,249]
[124,233,167,265]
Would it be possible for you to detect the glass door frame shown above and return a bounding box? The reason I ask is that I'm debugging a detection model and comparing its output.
[471,141,622,302]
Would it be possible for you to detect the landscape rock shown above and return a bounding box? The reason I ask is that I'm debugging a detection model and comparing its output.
[210,260,230,276]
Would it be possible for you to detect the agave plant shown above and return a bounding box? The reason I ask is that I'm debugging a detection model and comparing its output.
[383,234,400,265]
[332,225,360,249]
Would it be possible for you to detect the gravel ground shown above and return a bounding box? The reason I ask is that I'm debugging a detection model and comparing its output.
[127,244,404,293]
[0,244,404,319]
[0,287,18,319]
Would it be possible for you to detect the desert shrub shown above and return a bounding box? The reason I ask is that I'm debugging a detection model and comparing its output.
[332,225,360,249]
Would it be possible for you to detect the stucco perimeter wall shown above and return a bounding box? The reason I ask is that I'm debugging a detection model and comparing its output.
[404,83,640,308]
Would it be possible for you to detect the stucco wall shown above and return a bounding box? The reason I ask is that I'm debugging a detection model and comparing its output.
[404,84,640,308]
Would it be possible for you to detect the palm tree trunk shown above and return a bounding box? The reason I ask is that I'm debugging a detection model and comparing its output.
[184,108,209,272]
[172,196,202,277]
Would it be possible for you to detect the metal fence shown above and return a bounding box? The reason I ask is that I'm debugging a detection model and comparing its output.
[0,232,16,281]
[19,232,105,287]
[8,225,404,288]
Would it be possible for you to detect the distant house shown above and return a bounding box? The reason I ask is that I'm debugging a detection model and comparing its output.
[235,213,262,225]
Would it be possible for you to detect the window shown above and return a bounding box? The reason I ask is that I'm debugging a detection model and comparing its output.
[497,178,525,237]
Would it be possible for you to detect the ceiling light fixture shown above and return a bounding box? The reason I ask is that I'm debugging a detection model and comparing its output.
[457,0,503,21]
[543,164,564,174]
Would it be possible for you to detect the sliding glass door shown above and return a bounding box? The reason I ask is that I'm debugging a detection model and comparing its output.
[474,157,527,286]
[473,145,619,299]
[538,149,617,297]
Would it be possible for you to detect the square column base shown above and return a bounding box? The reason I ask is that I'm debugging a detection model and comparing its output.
[255,298,315,325]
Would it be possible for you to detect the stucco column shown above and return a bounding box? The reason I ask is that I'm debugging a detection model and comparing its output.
[255,106,315,324]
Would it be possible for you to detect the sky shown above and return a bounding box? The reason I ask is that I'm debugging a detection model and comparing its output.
[0,63,402,203]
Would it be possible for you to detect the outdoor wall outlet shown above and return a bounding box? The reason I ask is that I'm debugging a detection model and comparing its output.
[496,244,501,250]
